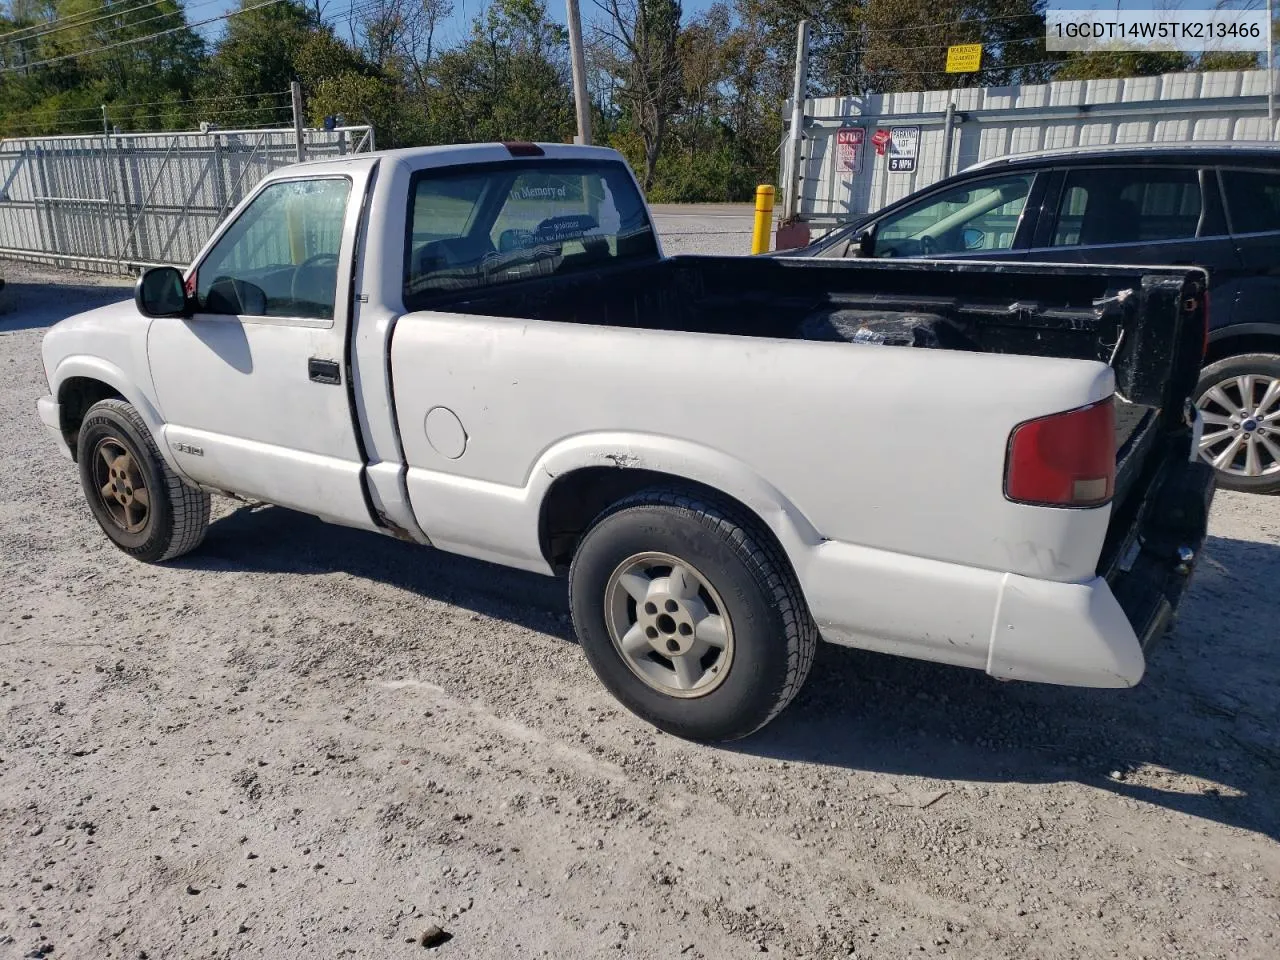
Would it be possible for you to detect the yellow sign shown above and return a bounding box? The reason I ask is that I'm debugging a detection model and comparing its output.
[946,43,983,73]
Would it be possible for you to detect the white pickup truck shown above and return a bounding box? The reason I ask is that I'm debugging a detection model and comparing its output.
[37,142,1215,740]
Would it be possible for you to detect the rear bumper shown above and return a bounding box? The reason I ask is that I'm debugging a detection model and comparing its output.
[804,542,1149,688]
[36,395,71,460]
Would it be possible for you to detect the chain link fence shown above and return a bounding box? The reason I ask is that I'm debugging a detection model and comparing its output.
[0,124,373,272]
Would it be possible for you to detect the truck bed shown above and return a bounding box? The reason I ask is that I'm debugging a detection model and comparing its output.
[433,254,1204,498]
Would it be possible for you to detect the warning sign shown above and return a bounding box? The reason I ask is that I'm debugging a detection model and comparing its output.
[836,126,864,173]
[946,43,983,73]
[886,126,920,173]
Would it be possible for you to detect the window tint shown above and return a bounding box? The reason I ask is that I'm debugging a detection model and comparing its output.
[1221,170,1280,234]
[404,160,657,301]
[872,175,1033,257]
[1050,168,1202,247]
[197,178,350,320]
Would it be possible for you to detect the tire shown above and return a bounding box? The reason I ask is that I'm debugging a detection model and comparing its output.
[76,399,211,562]
[568,488,818,741]
[1193,353,1280,494]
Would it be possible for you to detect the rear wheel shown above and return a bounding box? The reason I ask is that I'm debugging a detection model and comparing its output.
[1193,353,1280,494]
[568,488,818,741]
[77,399,211,561]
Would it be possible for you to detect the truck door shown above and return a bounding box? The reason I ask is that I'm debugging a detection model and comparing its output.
[147,158,379,529]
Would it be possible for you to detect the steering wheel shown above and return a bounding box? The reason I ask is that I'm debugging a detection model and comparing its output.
[291,252,340,304]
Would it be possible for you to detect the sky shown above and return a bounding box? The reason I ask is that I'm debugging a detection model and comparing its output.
[198,0,721,49]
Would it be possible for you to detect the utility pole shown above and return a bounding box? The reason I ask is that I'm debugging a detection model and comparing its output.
[566,0,592,144]
[291,81,306,163]
[782,20,810,222]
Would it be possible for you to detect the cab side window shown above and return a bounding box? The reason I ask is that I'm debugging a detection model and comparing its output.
[1220,170,1280,234]
[872,175,1033,258]
[1050,168,1202,247]
[196,178,351,320]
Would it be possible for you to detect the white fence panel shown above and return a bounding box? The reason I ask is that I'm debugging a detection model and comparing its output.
[791,69,1279,226]
[0,125,373,271]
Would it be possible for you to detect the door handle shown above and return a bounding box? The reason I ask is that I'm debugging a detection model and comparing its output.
[308,358,342,385]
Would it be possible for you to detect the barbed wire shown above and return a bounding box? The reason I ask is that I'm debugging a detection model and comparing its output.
[0,101,300,138]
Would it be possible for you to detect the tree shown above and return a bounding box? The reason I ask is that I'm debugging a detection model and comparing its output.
[596,0,683,190]
[0,0,205,136]
[424,0,574,143]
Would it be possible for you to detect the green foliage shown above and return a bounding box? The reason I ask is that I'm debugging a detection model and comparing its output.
[423,0,573,143]
[0,0,1273,199]
[1,0,205,136]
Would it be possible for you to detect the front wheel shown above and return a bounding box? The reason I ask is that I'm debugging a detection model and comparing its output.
[77,399,211,561]
[568,488,818,741]
[1194,353,1280,494]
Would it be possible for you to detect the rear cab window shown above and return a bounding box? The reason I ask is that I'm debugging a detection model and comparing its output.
[403,159,658,305]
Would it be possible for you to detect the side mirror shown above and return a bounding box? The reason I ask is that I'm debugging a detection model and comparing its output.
[855,227,875,258]
[961,227,985,251]
[135,266,189,318]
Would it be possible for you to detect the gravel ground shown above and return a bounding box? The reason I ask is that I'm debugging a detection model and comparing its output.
[1,255,1278,960]
[650,205,757,256]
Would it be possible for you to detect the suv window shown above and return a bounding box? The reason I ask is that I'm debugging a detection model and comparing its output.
[872,174,1033,257]
[404,160,657,302]
[1050,168,1202,247]
[196,178,350,321]
[1220,169,1280,234]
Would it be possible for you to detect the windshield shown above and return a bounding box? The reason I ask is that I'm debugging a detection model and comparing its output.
[403,159,658,304]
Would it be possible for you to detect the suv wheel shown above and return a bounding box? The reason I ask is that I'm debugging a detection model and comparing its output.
[1194,353,1280,493]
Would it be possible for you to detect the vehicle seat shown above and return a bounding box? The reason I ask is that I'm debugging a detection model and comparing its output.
[411,236,496,291]
[1079,198,1140,246]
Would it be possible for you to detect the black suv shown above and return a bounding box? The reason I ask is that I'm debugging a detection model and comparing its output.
[800,143,1280,493]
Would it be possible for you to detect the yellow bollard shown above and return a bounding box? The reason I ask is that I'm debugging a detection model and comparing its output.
[751,184,775,255]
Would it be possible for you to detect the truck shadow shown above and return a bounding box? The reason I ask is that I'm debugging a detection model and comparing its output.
[738,532,1280,842]
[187,506,1279,842]
[185,501,574,639]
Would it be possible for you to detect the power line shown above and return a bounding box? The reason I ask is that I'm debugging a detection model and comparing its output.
[1,0,232,56]
[0,0,185,47]
[815,13,1044,39]
[843,35,1044,56]
[0,0,288,73]
[0,1,165,42]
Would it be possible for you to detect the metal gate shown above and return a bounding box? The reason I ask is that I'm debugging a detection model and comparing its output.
[0,124,374,271]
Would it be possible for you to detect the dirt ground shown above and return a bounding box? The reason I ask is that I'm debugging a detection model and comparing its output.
[1,259,1277,960]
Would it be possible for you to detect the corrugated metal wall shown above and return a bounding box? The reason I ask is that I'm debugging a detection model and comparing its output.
[0,125,373,271]
[794,69,1279,226]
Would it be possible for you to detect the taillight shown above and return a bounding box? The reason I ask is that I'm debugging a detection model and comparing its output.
[1005,398,1115,508]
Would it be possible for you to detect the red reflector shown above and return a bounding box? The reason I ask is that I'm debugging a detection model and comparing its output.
[502,141,545,157]
[1005,399,1115,507]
